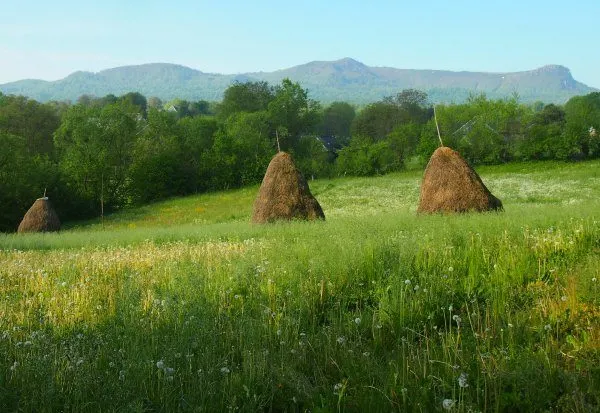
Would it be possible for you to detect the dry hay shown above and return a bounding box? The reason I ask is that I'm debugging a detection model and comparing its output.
[417,146,503,213]
[17,197,61,233]
[252,152,325,223]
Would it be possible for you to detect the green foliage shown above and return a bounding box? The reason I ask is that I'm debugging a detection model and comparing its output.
[0,133,59,231]
[268,78,322,152]
[564,92,600,158]
[217,81,274,120]
[320,101,356,145]
[54,101,139,212]
[0,94,60,156]
[336,135,402,176]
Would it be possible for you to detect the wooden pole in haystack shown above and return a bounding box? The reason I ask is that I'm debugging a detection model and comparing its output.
[434,106,444,147]
[276,129,281,153]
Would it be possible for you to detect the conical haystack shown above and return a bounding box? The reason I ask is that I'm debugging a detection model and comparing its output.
[417,147,502,213]
[17,197,61,233]
[252,152,325,223]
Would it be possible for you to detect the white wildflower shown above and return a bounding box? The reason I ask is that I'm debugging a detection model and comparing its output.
[220,366,230,374]
[333,383,343,394]
[336,336,346,345]
[404,279,411,286]
[156,360,165,369]
[354,317,361,325]
[458,372,469,388]
[442,399,456,410]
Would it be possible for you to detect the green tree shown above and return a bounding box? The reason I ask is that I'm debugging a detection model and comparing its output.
[54,101,139,214]
[268,78,321,152]
[218,81,274,120]
[0,132,60,231]
[518,104,566,160]
[564,92,600,158]
[320,101,355,147]
[0,94,61,156]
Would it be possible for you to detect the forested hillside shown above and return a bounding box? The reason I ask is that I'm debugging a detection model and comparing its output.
[0,59,596,104]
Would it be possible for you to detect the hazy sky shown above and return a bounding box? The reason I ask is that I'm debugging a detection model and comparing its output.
[1,0,599,88]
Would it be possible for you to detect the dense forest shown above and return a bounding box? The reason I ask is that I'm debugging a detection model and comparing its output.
[1,80,599,231]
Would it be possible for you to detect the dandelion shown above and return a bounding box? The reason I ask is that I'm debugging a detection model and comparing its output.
[404,279,411,286]
[354,317,361,325]
[592,277,597,282]
[336,336,346,345]
[76,358,84,366]
[118,370,125,381]
[220,366,230,374]
[544,324,551,331]
[452,315,462,325]
[458,372,469,388]
[276,329,282,336]
[448,304,453,311]
[413,285,420,292]
[333,383,343,394]
[508,323,513,328]
[10,361,18,371]
[156,360,165,369]
[448,266,454,272]
[561,296,567,302]
[24,341,32,346]
[165,367,174,376]
[442,399,456,410]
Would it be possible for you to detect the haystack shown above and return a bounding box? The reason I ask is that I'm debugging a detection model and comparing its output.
[252,152,325,223]
[17,197,61,233]
[417,147,502,213]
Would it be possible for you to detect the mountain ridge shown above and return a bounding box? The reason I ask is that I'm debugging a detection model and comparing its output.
[1,58,596,104]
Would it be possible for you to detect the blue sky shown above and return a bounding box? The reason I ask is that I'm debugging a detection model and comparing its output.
[1,0,599,88]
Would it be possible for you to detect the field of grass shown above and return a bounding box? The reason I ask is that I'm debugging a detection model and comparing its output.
[1,160,599,412]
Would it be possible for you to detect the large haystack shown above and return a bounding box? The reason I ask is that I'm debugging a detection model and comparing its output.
[17,197,61,233]
[252,152,325,223]
[417,147,502,213]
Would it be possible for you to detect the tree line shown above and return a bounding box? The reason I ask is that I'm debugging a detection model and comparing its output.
[1,80,599,231]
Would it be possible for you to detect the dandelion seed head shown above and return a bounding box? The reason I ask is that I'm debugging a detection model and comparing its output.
[354,317,361,325]
[442,399,456,410]
[156,360,164,369]
[404,279,411,285]
[220,366,230,374]
[458,372,469,388]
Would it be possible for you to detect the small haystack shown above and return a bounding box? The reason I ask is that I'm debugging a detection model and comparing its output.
[252,152,325,223]
[417,147,502,213]
[17,197,61,233]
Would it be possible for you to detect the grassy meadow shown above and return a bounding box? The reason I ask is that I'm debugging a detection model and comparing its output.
[1,160,599,412]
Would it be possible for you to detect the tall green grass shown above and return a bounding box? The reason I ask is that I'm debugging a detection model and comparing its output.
[1,160,599,412]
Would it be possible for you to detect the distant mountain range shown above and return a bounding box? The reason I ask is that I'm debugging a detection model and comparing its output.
[1,58,596,104]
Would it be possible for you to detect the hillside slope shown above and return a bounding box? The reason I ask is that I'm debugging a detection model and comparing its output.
[1,58,596,104]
